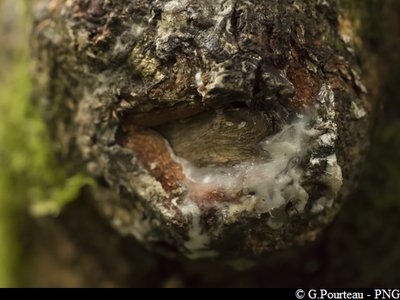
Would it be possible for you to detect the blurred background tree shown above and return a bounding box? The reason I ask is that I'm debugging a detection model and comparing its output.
[0,0,399,287]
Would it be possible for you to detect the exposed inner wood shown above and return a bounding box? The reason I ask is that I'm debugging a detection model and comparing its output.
[117,125,185,193]
[157,109,273,167]
[118,122,247,203]
[122,102,276,165]
[118,106,276,199]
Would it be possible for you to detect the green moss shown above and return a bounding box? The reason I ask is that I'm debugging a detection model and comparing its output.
[0,2,94,287]
[0,45,31,288]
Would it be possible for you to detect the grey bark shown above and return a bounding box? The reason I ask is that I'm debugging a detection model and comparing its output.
[31,0,375,262]
[10,0,400,288]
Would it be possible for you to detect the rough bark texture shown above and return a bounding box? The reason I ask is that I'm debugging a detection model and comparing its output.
[31,0,374,261]
[0,0,398,288]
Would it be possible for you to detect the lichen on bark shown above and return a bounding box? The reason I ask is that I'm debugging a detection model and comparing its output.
[31,0,375,259]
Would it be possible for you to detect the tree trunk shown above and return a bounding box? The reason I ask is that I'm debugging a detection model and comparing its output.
[2,0,400,287]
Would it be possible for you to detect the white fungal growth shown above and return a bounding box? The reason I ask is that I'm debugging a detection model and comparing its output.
[172,119,312,257]
[165,83,343,259]
[179,200,219,259]
[195,70,203,88]
[177,118,311,216]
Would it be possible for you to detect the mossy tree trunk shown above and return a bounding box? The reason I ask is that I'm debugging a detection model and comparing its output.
[1,0,400,287]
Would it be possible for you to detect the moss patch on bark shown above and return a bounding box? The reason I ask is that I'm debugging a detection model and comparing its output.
[0,0,93,286]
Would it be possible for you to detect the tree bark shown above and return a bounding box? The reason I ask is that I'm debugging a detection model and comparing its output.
[3,0,397,287]
[31,0,374,259]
